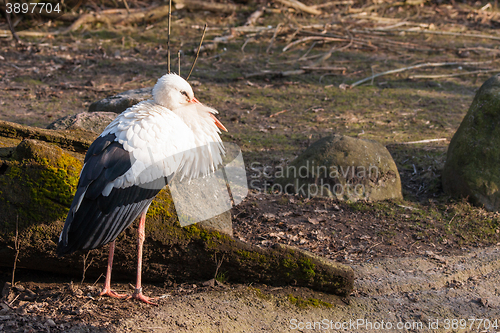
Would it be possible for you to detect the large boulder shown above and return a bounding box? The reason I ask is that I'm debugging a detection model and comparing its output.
[443,74,500,211]
[275,135,402,201]
[47,111,117,134]
[0,120,354,295]
[88,87,152,113]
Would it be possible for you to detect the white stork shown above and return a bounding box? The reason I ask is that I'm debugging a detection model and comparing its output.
[57,73,227,305]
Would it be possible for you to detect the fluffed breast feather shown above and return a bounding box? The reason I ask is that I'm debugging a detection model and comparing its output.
[57,100,225,255]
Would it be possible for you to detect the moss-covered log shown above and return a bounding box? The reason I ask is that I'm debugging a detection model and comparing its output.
[0,122,354,296]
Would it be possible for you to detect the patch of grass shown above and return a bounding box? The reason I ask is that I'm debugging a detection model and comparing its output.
[248,287,270,300]
[216,271,228,283]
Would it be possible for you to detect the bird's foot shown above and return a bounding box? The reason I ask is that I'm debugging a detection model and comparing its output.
[99,288,129,299]
[132,288,158,306]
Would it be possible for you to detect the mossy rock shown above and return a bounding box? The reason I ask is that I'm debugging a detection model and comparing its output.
[0,119,92,154]
[443,74,500,211]
[0,121,354,295]
[275,135,402,202]
[0,139,83,233]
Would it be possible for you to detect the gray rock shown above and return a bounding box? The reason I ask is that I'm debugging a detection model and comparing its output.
[275,135,402,201]
[88,87,152,114]
[47,112,117,134]
[443,74,500,211]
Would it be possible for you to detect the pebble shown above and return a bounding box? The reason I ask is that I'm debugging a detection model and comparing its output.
[46,319,56,327]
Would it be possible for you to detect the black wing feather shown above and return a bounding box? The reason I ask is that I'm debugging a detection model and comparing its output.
[57,133,167,256]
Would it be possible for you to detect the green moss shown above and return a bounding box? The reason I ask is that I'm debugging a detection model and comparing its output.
[237,249,268,263]
[146,189,175,219]
[287,294,333,308]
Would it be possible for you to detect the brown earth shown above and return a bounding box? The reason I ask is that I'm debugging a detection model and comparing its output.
[1,0,500,332]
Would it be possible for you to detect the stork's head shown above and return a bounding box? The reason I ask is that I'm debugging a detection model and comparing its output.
[152,73,198,110]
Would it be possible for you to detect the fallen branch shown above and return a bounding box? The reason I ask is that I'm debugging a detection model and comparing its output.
[245,69,305,78]
[313,37,353,65]
[349,61,495,88]
[11,216,19,286]
[312,0,354,8]
[409,69,499,79]
[245,6,266,26]
[269,110,288,118]
[266,23,282,53]
[275,0,322,15]
[0,6,173,37]
[173,0,242,13]
[385,29,500,41]
[283,36,348,52]
[395,138,448,145]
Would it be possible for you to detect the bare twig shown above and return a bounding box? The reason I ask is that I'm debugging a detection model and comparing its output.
[314,35,353,66]
[167,0,172,73]
[266,23,282,54]
[275,0,322,15]
[11,216,19,286]
[391,29,500,41]
[298,41,318,60]
[173,0,243,13]
[349,61,495,88]
[269,110,288,117]
[283,36,348,52]
[122,0,130,13]
[395,138,448,145]
[302,66,347,72]
[213,253,225,280]
[312,0,354,8]
[81,252,94,284]
[245,69,305,78]
[4,10,20,44]
[241,37,254,53]
[178,50,181,76]
[92,273,104,286]
[245,6,265,26]
[187,23,207,81]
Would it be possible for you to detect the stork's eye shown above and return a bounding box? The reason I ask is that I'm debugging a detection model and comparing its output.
[181,91,189,99]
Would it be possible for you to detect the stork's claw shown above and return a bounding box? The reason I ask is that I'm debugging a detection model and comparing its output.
[132,289,158,306]
[99,288,129,299]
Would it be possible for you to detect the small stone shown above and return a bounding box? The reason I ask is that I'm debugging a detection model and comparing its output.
[263,213,276,222]
[1,283,11,298]
[20,289,36,301]
[202,279,215,287]
[13,285,25,292]
[46,319,56,327]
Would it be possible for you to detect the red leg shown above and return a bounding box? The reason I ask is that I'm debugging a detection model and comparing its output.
[99,240,128,299]
[132,211,157,305]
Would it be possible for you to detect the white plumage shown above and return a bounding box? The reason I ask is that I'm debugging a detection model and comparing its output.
[57,73,227,304]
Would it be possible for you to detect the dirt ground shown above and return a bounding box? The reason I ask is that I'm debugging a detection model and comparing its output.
[1,0,500,332]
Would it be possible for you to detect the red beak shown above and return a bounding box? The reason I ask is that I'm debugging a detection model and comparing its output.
[190,97,227,132]
[210,113,228,132]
